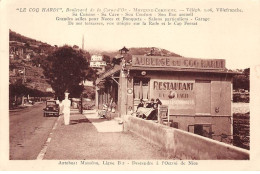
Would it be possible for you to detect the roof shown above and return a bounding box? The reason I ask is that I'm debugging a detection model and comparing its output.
[114,54,124,59]
[9,41,25,47]
[119,46,129,52]
[46,100,56,102]
[96,64,121,84]
[128,66,240,75]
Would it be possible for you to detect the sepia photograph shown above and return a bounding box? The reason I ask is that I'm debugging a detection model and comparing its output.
[1,0,260,171]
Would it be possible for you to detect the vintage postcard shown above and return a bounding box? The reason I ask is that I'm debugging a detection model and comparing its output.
[0,0,260,171]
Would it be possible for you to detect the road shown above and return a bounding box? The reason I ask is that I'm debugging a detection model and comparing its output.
[9,103,58,160]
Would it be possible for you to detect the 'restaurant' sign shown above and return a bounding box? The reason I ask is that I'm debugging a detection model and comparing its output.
[150,79,195,115]
[132,56,226,70]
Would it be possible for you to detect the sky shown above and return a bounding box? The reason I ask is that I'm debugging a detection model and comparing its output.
[3,0,260,69]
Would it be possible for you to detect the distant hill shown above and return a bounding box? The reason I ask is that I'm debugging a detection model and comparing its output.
[9,29,52,47]
[90,47,182,59]
[129,47,182,57]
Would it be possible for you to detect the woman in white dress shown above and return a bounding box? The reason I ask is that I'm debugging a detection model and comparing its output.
[61,92,71,125]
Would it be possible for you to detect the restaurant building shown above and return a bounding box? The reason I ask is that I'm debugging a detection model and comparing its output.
[95,54,236,141]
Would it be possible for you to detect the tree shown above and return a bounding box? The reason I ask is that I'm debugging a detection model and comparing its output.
[25,42,30,48]
[103,55,111,64]
[42,46,95,99]
[31,54,47,67]
[233,68,250,91]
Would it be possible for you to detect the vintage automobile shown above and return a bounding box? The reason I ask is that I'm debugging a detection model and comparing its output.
[43,100,60,117]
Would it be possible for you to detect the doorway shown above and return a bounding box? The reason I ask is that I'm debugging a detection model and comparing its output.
[195,80,211,115]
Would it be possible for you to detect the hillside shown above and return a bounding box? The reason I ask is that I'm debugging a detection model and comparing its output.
[9,29,52,48]
[90,47,182,59]
[10,60,52,92]
[9,29,55,93]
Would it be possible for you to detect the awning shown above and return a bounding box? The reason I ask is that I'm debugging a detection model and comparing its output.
[128,66,241,75]
[96,64,121,84]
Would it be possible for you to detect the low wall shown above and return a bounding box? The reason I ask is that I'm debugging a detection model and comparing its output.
[124,115,249,160]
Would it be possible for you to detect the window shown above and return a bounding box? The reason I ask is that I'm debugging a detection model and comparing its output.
[170,121,179,129]
[188,124,213,138]
[133,78,150,100]
[133,78,150,111]
[133,79,141,99]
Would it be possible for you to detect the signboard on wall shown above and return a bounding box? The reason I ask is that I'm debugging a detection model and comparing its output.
[132,56,226,70]
[150,79,195,115]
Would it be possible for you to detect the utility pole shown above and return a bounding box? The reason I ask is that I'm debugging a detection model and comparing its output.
[82,34,84,50]
[21,67,26,106]
[22,67,26,84]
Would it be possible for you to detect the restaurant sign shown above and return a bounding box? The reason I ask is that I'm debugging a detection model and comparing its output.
[132,56,226,70]
[150,79,195,115]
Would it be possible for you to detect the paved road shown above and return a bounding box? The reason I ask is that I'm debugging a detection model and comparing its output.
[9,103,58,160]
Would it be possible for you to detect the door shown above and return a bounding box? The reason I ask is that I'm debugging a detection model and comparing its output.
[195,80,211,115]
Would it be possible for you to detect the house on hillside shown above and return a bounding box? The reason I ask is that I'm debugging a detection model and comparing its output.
[9,41,25,59]
[9,40,38,60]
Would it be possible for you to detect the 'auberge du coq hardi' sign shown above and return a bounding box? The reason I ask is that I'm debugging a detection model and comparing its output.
[151,79,195,115]
[132,56,226,70]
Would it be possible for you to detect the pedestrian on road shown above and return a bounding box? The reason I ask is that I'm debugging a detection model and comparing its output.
[61,92,71,125]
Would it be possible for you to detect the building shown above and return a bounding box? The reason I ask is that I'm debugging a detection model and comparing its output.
[90,55,107,68]
[9,41,39,60]
[90,61,106,68]
[119,46,129,54]
[82,80,94,87]
[9,41,25,59]
[91,55,103,61]
[95,55,238,142]
[46,87,54,93]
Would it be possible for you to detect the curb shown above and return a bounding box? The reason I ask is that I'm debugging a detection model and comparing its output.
[36,116,61,160]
